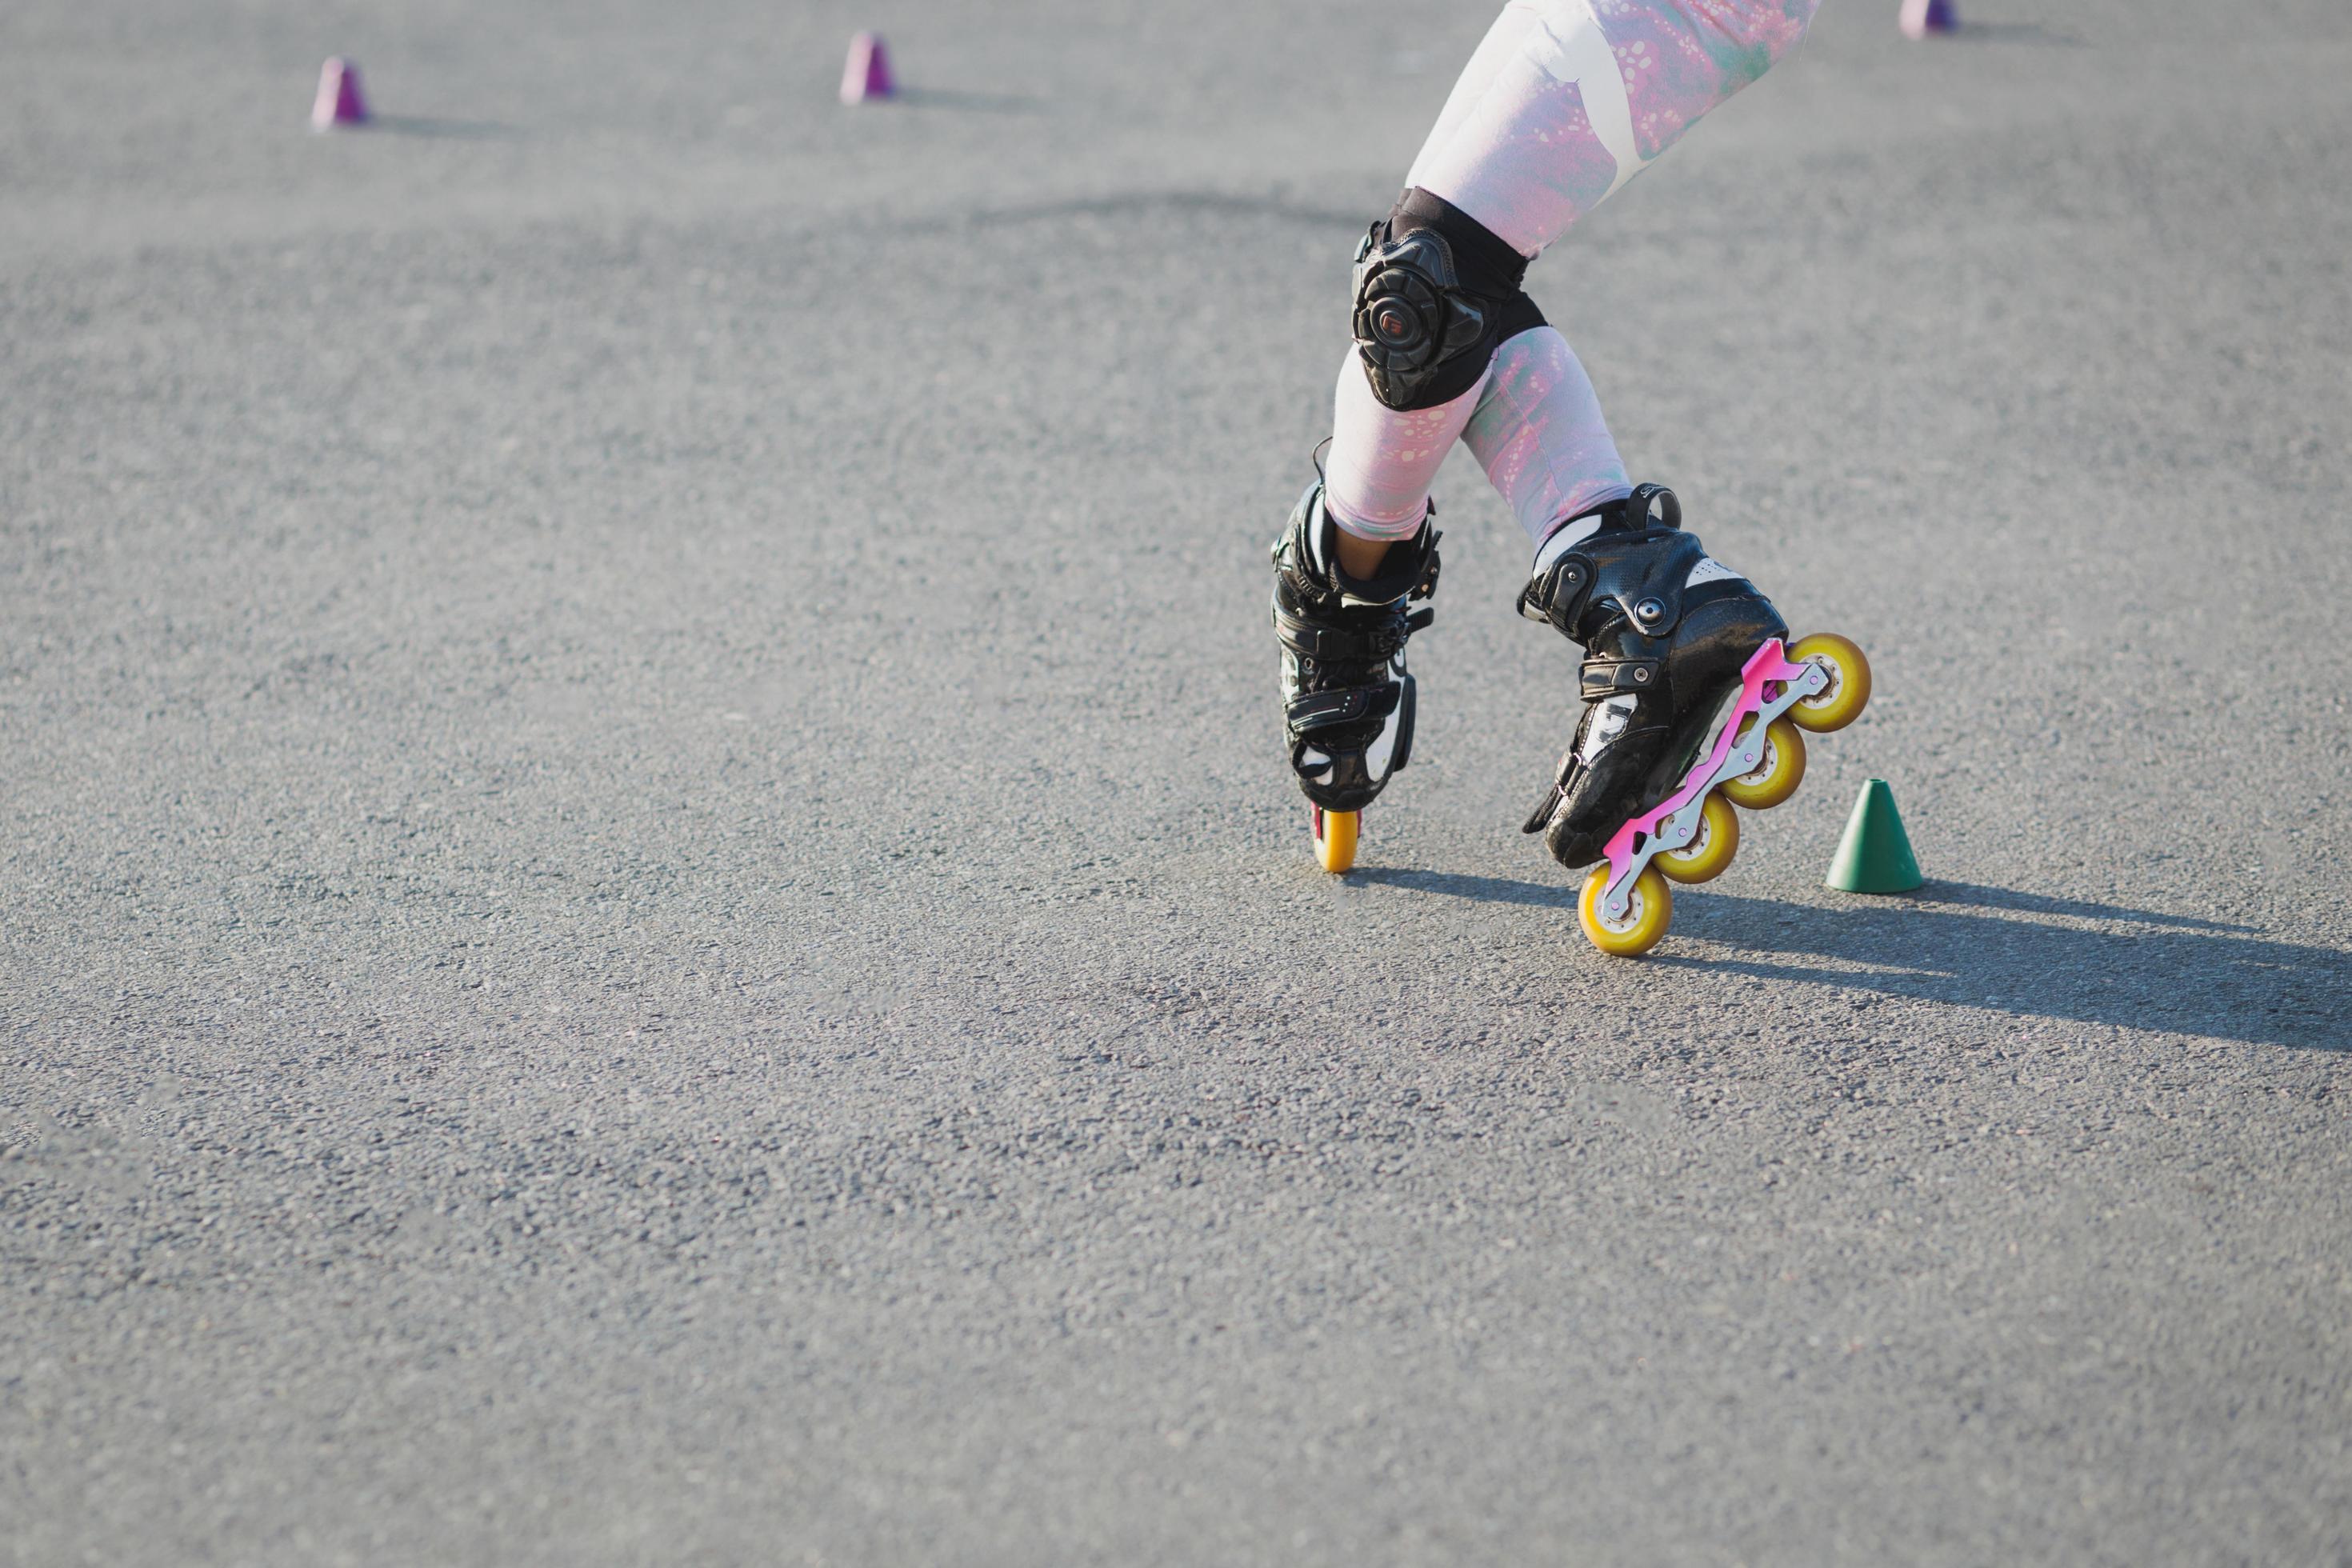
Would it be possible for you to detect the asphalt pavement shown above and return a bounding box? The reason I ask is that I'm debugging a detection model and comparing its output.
[5,0,2350,1561]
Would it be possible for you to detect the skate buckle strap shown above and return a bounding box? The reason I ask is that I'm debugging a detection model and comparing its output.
[1522,509,1707,642]
[1580,656,1661,698]
[1287,681,1402,734]
[1413,546,1442,602]
[1273,604,1409,663]
[1516,558,1588,635]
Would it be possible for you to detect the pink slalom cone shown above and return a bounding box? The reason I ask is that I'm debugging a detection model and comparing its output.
[840,33,895,104]
[1899,0,1958,38]
[311,57,369,130]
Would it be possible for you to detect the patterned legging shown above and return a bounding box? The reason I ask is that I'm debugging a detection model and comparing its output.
[1323,0,1822,548]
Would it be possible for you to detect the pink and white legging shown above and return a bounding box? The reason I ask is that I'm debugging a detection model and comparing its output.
[1323,0,1821,550]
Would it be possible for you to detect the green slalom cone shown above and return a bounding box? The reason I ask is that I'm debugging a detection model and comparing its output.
[1826,778,1923,894]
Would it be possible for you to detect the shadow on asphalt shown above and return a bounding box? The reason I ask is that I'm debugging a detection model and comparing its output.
[1351,866,1580,910]
[359,115,523,139]
[1946,21,2087,46]
[892,87,1045,114]
[1894,881,2254,934]
[1350,870,2346,1051]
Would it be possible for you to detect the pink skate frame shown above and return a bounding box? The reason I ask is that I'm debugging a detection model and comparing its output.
[1594,638,1822,923]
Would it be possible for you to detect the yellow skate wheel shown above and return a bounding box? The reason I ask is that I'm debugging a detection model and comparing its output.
[1719,716,1807,810]
[1656,790,1741,886]
[1311,805,1358,874]
[1578,864,1674,958]
[1786,633,1871,734]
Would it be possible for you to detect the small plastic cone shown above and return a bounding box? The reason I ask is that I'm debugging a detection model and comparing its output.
[1899,0,1958,38]
[840,33,895,104]
[311,57,369,130]
[1826,778,1924,894]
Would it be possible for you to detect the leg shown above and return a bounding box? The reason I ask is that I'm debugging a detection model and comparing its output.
[1324,0,1822,548]
[1327,316,1630,571]
[1407,0,1821,262]
[1459,325,1630,549]
[1274,0,1821,840]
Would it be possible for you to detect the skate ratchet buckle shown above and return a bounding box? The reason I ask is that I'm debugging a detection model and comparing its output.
[1576,633,1870,957]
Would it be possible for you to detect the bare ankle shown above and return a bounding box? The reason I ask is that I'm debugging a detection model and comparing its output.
[1333,529,1394,582]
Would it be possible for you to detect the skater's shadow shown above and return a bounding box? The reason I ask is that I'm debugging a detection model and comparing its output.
[1658,889,2346,1052]
[1942,20,2086,46]
[1353,866,1578,910]
[1884,882,2253,934]
[892,86,1044,114]
[1352,870,2346,1052]
[354,115,522,140]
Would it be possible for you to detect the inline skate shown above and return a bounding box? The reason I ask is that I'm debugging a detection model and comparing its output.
[1518,484,1870,956]
[1270,480,1441,873]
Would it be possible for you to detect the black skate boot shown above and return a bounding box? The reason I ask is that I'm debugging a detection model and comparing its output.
[1517,483,1790,870]
[1271,480,1441,871]
[1518,484,1876,956]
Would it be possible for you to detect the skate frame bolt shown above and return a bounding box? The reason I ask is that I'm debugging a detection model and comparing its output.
[1635,598,1665,622]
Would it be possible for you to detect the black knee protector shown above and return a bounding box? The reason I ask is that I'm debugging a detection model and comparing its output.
[1351,188,1546,411]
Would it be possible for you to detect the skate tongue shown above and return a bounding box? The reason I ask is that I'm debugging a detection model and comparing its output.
[1332,550,1425,606]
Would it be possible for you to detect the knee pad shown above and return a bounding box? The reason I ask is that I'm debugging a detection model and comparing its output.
[1351,187,1546,411]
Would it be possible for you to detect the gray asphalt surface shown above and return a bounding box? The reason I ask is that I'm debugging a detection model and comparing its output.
[6,0,2350,1562]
